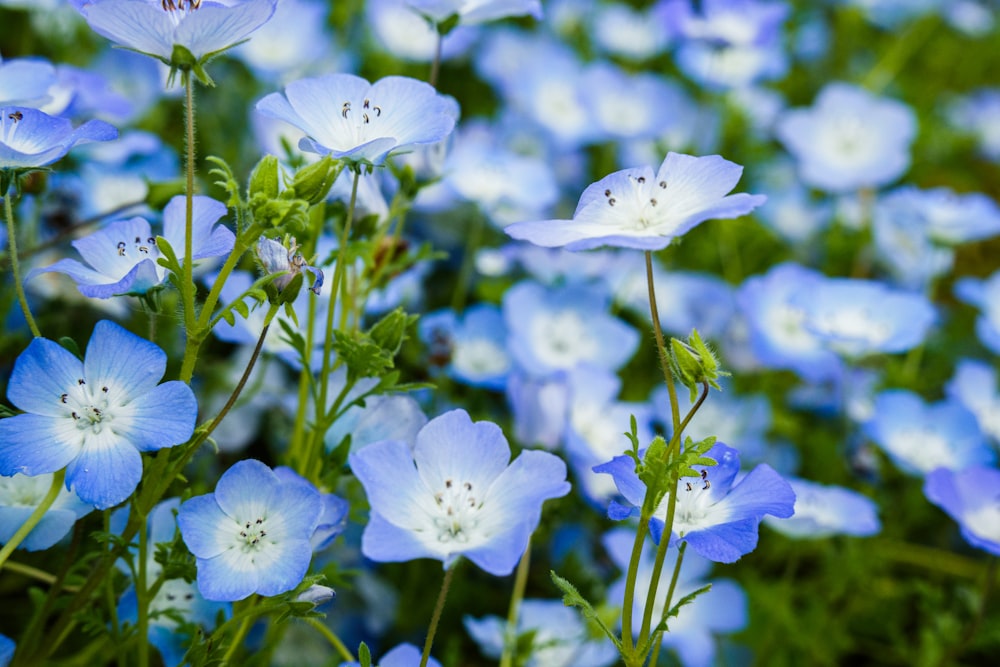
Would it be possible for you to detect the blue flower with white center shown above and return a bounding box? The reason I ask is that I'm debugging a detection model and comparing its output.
[795,277,937,358]
[503,280,639,377]
[506,370,570,450]
[256,73,457,166]
[464,598,618,667]
[505,152,765,251]
[0,472,93,550]
[113,499,230,666]
[955,269,1000,355]
[367,0,479,64]
[32,195,233,298]
[863,390,995,477]
[949,88,1000,164]
[924,466,1000,556]
[0,105,116,172]
[596,443,795,563]
[177,459,323,601]
[763,477,881,539]
[419,304,511,390]
[947,359,1000,444]
[776,83,916,193]
[736,262,843,381]
[603,527,748,667]
[72,0,278,71]
[349,409,570,576]
[0,320,197,509]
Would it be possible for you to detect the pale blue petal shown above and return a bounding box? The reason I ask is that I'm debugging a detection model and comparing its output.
[593,454,645,508]
[213,459,279,521]
[69,217,154,277]
[84,320,167,399]
[65,430,143,509]
[178,494,231,559]
[680,518,760,563]
[195,551,258,602]
[174,0,277,60]
[7,336,82,416]
[117,381,197,452]
[381,643,441,667]
[413,409,510,496]
[281,73,372,150]
[0,506,78,551]
[360,510,442,564]
[462,521,533,576]
[250,537,314,597]
[78,260,162,298]
[268,479,322,541]
[349,440,428,528]
[0,414,80,476]
[80,0,175,59]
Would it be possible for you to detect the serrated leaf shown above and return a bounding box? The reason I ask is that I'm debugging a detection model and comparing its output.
[549,571,621,649]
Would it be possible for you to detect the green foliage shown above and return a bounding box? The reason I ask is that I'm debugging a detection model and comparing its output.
[549,571,621,650]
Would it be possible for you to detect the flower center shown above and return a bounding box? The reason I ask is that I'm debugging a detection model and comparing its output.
[432,478,481,543]
[339,97,385,148]
[161,0,201,11]
[602,175,668,230]
[671,470,715,535]
[237,516,269,551]
[115,235,159,262]
[63,379,115,434]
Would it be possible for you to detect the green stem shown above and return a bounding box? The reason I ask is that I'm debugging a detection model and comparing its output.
[222,597,259,663]
[421,564,457,667]
[182,71,197,334]
[645,251,679,432]
[646,542,688,667]
[136,508,149,667]
[450,211,485,314]
[0,469,64,570]
[499,541,532,667]
[620,515,651,657]
[938,557,998,666]
[639,384,709,647]
[304,618,354,663]
[429,31,443,88]
[2,560,78,590]
[3,189,41,337]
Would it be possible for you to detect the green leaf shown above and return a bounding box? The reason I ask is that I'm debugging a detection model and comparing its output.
[206,155,242,208]
[332,329,393,381]
[232,299,250,320]
[358,642,372,667]
[57,336,82,360]
[549,571,621,650]
[368,308,416,357]
[249,155,280,200]
[650,583,713,639]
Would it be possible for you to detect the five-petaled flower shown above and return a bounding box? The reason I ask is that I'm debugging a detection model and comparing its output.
[505,152,766,251]
[0,320,198,509]
[349,408,570,576]
[72,0,278,74]
[177,459,323,601]
[256,73,458,166]
[595,442,796,563]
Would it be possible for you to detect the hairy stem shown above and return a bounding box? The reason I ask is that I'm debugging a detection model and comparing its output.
[499,541,532,667]
[421,563,457,667]
[3,189,41,337]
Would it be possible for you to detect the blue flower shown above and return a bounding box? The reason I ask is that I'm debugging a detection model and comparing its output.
[340,643,441,667]
[0,634,13,667]
[763,477,881,539]
[256,235,324,295]
[418,304,511,390]
[407,0,542,25]
[0,57,56,106]
[596,443,795,563]
[349,409,570,576]
[0,106,116,171]
[464,598,618,667]
[863,390,994,476]
[776,83,916,193]
[924,466,1000,556]
[955,269,1000,355]
[947,359,1000,444]
[33,195,234,298]
[73,0,278,70]
[256,73,457,166]
[505,153,765,251]
[0,472,93,550]
[0,320,197,509]
[177,459,323,601]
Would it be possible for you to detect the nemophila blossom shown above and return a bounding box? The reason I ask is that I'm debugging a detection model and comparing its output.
[796,277,936,358]
[72,0,278,71]
[113,499,230,666]
[0,320,197,509]
[503,280,639,376]
[505,153,765,251]
[506,370,570,450]
[947,359,1000,444]
[406,0,542,25]
[367,0,478,63]
[775,83,916,193]
[341,643,441,667]
[589,1,672,61]
[349,409,570,576]
[736,262,843,381]
[596,443,795,563]
[464,598,618,667]
[0,105,116,172]
[581,64,689,142]
[872,190,955,290]
[764,477,880,539]
[256,74,457,166]
[33,195,233,298]
[924,466,1000,556]
[177,459,323,601]
[863,390,994,476]
[419,304,511,390]
[949,88,1000,163]
[603,527,748,667]
[0,472,93,550]
[0,57,56,106]
[955,269,1000,355]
